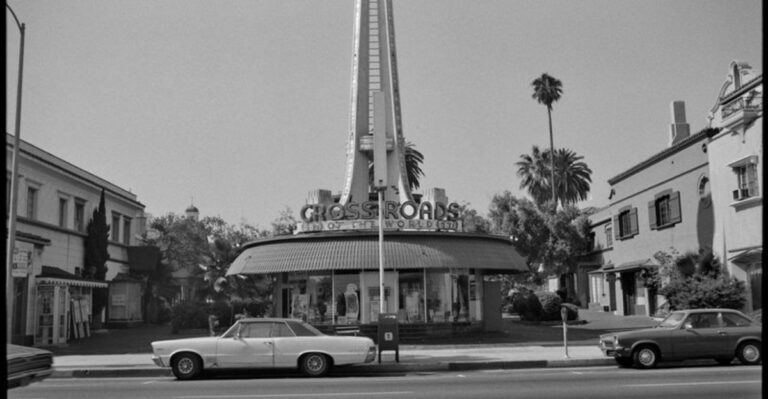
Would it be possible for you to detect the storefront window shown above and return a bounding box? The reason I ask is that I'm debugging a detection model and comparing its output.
[425,269,470,323]
[398,271,424,323]
[333,272,360,324]
[306,274,332,324]
[286,272,308,321]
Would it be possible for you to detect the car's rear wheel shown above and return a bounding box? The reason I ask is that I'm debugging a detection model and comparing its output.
[736,341,761,365]
[172,352,202,380]
[615,357,633,367]
[632,345,659,369]
[714,357,733,365]
[300,353,330,377]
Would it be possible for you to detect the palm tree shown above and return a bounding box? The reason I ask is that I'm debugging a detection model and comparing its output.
[515,145,552,205]
[531,73,563,210]
[404,141,424,191]
[553,148,592,205]
[368,141,424,191]
[516,146,592,207]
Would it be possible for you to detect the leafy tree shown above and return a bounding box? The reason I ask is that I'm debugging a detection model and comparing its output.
[454,202,490,233]
[531,73,563,207]
[651,248,746,311]
[83,189,110,327]
[488,191,591,287]
[271,207,297,236]
[516,146,592,207]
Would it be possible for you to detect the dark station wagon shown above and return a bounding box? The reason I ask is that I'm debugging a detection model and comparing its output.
[599,308,762,368]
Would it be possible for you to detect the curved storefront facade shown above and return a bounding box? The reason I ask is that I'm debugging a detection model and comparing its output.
[228,231,526,326]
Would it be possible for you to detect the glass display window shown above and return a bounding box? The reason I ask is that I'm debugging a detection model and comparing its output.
[332,272,360,324]
[306,274,332,324]
[398,271,424,323]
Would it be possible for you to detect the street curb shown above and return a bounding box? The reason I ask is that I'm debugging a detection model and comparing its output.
[50,359,616,378]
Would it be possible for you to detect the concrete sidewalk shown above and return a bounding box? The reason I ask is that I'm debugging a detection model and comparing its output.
[50,310,659,378]
[51,344,615,378]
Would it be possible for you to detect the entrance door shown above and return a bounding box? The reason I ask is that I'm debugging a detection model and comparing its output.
[621,273,636,315]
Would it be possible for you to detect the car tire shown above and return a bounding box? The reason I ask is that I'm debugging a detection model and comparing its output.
[714,357,733,365]
[632,345,659,369]
[736,341,761,365]
[300,353,330,377]
[615,357,634,368]
[172,352,202,380]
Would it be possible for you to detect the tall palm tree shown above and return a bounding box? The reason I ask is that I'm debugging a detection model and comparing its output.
[516,146,592,207]
[368,141,424,191]
[531,73,563,210]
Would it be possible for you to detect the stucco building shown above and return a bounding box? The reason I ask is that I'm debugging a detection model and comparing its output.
[6,133,147,345]
[705,61,762,312]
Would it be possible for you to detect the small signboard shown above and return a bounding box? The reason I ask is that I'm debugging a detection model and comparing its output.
[11,249,29,278]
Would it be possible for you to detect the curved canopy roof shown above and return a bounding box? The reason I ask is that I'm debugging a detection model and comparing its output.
[227,231,527,275]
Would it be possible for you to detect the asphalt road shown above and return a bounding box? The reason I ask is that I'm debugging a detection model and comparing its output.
[9,365,762,399]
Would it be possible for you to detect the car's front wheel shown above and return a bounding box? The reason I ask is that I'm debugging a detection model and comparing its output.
[300,353,330,377]
[736,341,761,365]
[172,352,202,380]
[632,345,659,369]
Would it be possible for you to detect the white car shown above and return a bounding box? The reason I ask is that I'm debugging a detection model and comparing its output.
[151,318,377,379]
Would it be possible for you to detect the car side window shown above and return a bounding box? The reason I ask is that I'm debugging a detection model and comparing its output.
[241,322,272,338]
[722,312,751,327]
[688,313,719,329]
[272,322,295,337]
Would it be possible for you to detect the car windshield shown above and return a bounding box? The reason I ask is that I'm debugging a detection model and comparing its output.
[656,311,686,328]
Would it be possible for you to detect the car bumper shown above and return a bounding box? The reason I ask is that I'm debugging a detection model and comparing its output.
[364,347,377,363]
[152,355,166,368]
[601,346,631,357]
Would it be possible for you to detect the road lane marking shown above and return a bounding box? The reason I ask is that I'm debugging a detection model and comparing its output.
[625,380,761,388]
[174,392,413,398]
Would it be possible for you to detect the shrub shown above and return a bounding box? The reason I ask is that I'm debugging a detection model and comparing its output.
[512,289,543,322]
[536,291,563,321]
[170,301,209,333]
[660,273,746,310]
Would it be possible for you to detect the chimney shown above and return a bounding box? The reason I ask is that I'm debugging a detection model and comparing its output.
[669,101,690,146]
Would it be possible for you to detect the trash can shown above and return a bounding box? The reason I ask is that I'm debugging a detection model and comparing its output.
[377,313,399,363]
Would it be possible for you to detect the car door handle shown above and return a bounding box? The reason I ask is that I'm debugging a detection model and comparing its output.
[717,331,727,336]
[264,342,273,345]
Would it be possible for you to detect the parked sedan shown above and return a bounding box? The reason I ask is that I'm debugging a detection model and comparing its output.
[152,318,377,379]
[6,344,54,389]
[599,308,762,368]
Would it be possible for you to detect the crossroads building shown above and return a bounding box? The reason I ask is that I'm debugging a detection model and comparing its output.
[227,0,527,332]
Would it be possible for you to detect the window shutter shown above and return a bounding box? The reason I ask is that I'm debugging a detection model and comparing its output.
[613,215,620,239]
[747,163,759,197]
[648,200,657,230]
[669,191,681,224]
[629,208,639,236]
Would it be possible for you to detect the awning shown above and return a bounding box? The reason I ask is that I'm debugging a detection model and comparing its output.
[227,231,528,275]
[589,263,615,274]
[728,247,762,265]
[36,266,108,288]
[612,258,655,273]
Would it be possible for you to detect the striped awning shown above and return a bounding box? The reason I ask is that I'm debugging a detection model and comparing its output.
[227,231,528,275]
[36,266,108,288]
[612,258,655,273]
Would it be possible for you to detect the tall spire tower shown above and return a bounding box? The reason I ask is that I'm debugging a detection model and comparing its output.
[340,0,413,205]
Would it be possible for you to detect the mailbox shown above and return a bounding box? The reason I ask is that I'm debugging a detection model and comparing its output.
[377,313,399,363]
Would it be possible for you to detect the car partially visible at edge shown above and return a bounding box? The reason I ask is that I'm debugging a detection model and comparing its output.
[6,344,54,389]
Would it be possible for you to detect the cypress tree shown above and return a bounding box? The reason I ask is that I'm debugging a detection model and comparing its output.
[84,189,110,325]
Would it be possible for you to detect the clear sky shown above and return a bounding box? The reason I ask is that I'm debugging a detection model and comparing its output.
[6,0,762,230]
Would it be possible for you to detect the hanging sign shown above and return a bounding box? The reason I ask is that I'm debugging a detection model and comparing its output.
[11,248,30,278]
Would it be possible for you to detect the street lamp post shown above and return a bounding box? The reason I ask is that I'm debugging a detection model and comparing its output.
[6,3,26,343]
